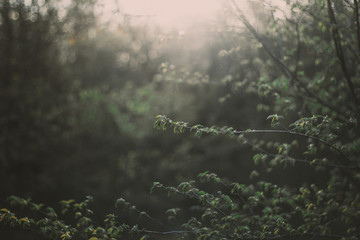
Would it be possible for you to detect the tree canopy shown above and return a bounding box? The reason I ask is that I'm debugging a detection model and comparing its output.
[1,0,359,239]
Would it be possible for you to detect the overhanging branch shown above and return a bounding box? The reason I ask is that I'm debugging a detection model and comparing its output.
[154,115,359,170]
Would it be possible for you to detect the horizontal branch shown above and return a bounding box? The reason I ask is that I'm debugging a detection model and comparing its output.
[244,137,355,169]
[154,115,359,170]
[140,229,348,240]
[140,229,193,235]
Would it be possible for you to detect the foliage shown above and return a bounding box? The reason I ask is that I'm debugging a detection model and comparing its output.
[154,0,360,238]
[0,196,143,240]
[1,0,360,240]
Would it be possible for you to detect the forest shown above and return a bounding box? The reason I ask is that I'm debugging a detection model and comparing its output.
[0,0,359,239]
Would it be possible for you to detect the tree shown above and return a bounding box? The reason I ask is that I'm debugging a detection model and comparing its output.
[151,0,360,238]
[1,0,360,239]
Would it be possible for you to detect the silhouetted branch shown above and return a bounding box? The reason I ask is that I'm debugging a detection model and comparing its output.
[326,0,360,107]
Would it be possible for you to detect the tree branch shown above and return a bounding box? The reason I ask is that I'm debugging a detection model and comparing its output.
[237,129,358,169]
[228,0,350,119]
[244,137,355,169]
[354,0,360,51]
[155,115,359,169]
[327,0,360,107]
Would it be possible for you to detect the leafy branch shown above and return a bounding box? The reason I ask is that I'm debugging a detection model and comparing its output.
[227,0,353,120]
[154,115,359,169]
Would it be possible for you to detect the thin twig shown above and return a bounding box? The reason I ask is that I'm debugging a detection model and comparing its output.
[157,116,358,169]
[140,229,194,235]
[238,129,358,169]
[140,228,351,240]
[165,185,243,235]
[354,0,360,51]
[244,138,355,169]
[125,204,173,231]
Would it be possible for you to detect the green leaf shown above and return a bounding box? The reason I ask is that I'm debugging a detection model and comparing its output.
[115,198,125,208]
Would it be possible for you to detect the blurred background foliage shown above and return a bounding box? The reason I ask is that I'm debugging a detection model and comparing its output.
[1,0,359,239]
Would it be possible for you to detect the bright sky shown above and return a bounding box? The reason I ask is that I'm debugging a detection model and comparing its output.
[97,0,288,29]
[119,0,222,26]
[94,0,223,29]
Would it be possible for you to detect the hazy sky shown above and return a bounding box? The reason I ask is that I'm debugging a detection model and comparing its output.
[118,0,222,25]
[97,0,288,29]
[95,0,224,29]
